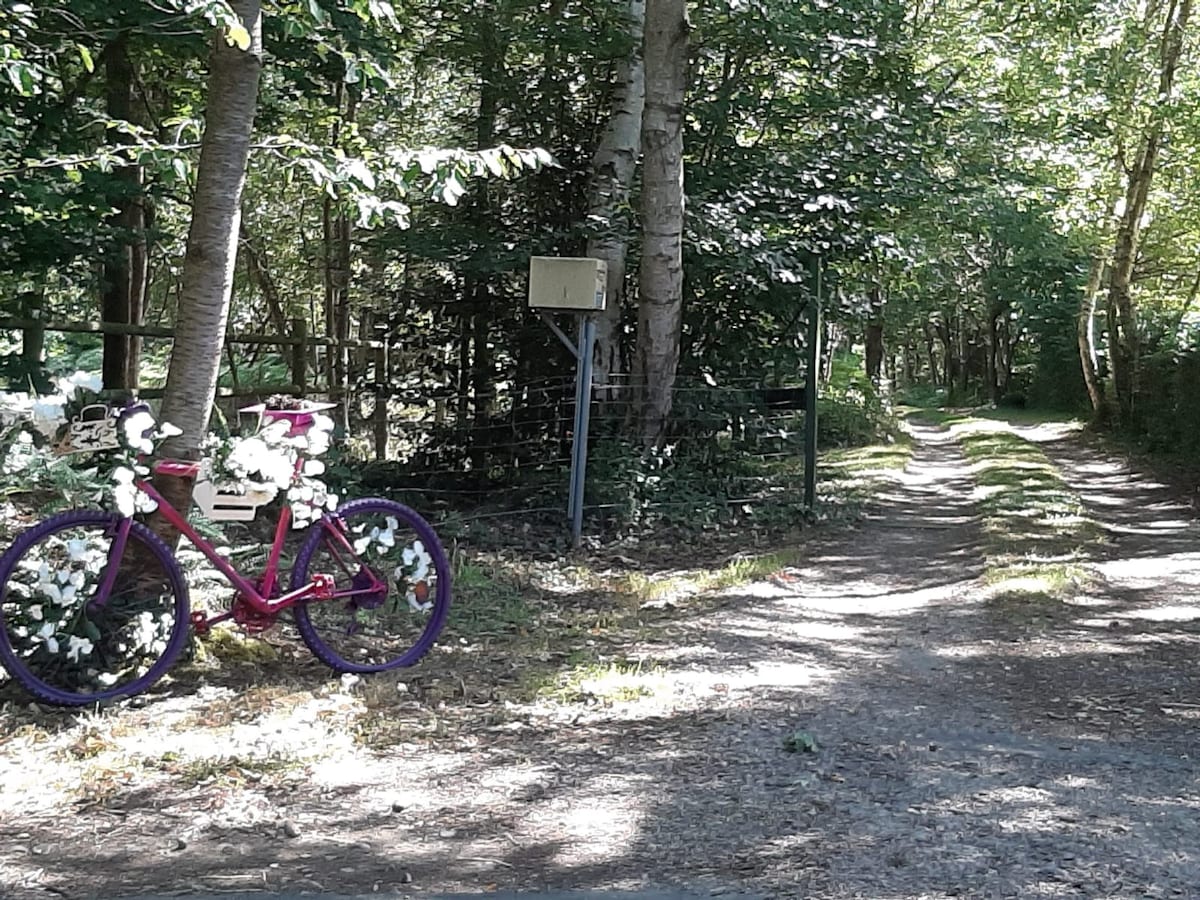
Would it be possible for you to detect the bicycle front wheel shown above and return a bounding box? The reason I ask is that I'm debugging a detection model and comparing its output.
[0,511,190,706]
[291,498,451,673]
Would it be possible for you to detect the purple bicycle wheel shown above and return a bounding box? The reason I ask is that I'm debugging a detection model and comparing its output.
[0,510,190,706]
[291,498,451,673]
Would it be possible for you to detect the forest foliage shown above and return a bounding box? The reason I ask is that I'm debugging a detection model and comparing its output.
[3,0,1200,531]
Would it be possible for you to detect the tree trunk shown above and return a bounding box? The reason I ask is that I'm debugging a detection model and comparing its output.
[101,34,147,391]
[956,308,969,399]
[864,283,885,383]
[586,0,646,399]
[923,322,939,385]
[986,302,1003,405]
[1078,256,1106,416]
[632,0,688,447]
[1105,0,1191,425]
[20,289,44,373]
[323,83,356,430]
[456,313,471,423]
[154,1,262,540]
[240,223,290,337]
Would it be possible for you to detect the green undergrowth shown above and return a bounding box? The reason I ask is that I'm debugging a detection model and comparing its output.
[953,417,1102,619]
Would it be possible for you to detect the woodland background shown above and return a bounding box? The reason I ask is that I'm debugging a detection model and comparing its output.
[2,0,1199,538]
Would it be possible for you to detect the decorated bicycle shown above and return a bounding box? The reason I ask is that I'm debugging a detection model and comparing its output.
[0,397,451,707]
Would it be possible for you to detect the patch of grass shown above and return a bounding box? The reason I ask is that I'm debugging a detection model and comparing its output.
[605,549,800,607]
[970,406,1086,428]
[951,417,1103,615]
[981,562,1093,590]
[149,752,303,788]
[819,431,916,516]
[193,626,281,665]
[823,433,914,475]
[536,657,664,705]
[902,408,972,428]
[446,557,536,640]
[698,550,800,591]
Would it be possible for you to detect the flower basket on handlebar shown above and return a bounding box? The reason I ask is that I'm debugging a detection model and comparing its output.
[240,402,337,439]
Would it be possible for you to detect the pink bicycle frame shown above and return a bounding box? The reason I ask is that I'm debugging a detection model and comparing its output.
[136,459,386,621]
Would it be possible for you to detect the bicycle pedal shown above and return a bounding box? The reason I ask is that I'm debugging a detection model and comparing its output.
[190,611,211,635]
[312,573,336,599]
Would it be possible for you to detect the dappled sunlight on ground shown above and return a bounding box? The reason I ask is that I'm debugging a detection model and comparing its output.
[4,413,1200,899]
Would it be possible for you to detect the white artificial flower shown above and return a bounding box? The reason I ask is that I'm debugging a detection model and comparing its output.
[155,422,183,439]
[30,399,66,437]
[59,371,102,394]
[121,411,157,453]
[66,635,93,662]
[261,419,291,442]
[259,450,295,489]
[304,459,326,476]
[66,539,89,561]
[28,604,42,622]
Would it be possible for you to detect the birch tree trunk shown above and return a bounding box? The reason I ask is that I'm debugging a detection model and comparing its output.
[1106,0,1191,425]
[1078,256,1106,417]
[586,0,645,399]
[154,0,262,532]
[633,0,688,447]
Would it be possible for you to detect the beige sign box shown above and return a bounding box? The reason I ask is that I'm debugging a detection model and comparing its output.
[528,257,607,311]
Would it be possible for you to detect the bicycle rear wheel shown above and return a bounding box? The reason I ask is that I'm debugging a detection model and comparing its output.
[0,511,190,706]
[291,498,451,673]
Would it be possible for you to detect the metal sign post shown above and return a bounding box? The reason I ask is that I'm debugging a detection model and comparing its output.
[804,257,822,512]
[528,257,607,548]
[536,310,596,548]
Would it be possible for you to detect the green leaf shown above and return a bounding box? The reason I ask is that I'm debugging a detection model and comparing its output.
[345,158,375,190]
[306,0,329,25]
[783,730,819,753]
[77,45,94,73]
[226,23,251,50]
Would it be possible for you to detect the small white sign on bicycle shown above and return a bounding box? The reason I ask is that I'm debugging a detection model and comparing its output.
[61,405,121,454]
[192,480,277,522]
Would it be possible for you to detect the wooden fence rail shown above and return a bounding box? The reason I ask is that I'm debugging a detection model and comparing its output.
[1,316,395,459]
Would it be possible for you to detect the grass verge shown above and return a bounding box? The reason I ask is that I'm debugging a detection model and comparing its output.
[952,417,1103,620]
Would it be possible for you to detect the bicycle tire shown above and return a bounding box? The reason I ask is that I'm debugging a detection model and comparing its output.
[291,498,451,673]
[0,510,190,706]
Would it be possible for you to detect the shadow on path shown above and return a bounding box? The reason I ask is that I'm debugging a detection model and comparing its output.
[4,419,1200,900]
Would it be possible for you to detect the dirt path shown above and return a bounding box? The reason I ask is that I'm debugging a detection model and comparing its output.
[3,419,1200,899]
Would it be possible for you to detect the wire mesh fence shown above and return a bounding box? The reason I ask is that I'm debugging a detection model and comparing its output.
[341,373,815,543]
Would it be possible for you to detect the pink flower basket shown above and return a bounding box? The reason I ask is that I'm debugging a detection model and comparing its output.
[240,402,336,438]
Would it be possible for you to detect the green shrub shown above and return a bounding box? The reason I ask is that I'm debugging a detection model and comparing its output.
[817,352,894,448]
